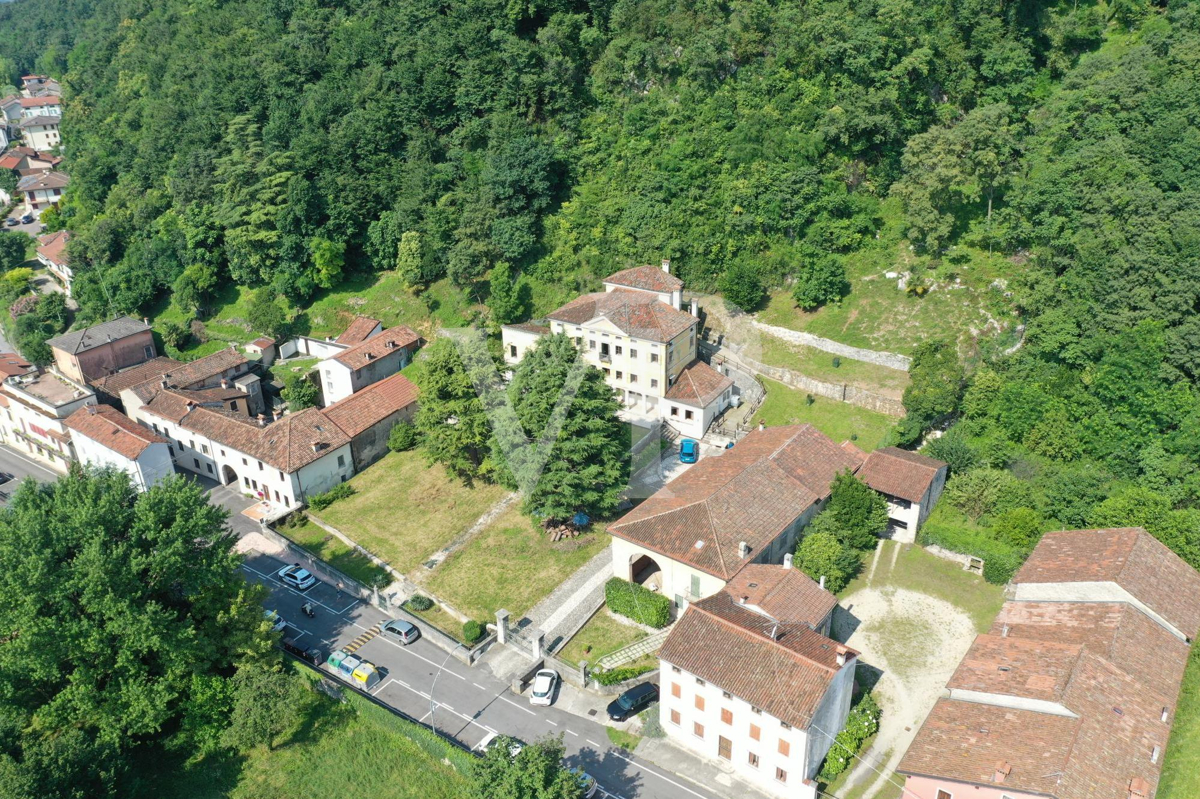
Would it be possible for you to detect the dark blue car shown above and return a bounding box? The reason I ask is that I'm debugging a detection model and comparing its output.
[680,439,699,463]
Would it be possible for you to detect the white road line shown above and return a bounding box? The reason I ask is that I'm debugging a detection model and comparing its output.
[586,739,601,747]
[386,679,494,736]
[612,753,709,799]
[240,563,344,614]
[371,677,397,696]
[565,730,578,737]
[473,682,485,689]
[346,620,468,680]
[0,444,58,477]
[546,720,558,726]
[497,694,537,716]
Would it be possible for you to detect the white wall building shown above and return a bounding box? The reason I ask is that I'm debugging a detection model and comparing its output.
[19,115,60,152]
[853,446,948,542]
[317,324,420,405]
[0,368,96,472]
[65,404,174,490]
[17,168,67,211]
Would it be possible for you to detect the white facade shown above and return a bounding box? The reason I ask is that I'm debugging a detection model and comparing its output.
[23,183,61,211]
[22,121,59,152]
[277,335,347,361]
[0,371,96,472]
[501,326,546,366]
[318,346,409,406]
[72,431,174,491]
[658,655,856,799]
[880,466,947,542]
[662,387,733,439]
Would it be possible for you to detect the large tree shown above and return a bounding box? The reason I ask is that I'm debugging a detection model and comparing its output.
[0,469,271,796]
[471,735,584,799]
[413,336,499,483]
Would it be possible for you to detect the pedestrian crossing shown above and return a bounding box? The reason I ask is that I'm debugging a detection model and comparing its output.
[343,623,380,654]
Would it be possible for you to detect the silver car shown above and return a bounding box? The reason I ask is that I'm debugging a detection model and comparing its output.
[381,618,421,645]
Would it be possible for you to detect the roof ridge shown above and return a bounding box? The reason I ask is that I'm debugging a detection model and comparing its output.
[705,501,728,577]
[694,601,839,674]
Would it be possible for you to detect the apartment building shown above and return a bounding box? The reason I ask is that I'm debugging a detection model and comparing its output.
[0,368,96,472]
[65,404,174,491]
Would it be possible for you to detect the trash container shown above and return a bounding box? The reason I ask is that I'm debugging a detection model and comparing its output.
[338,654,362,679]
[352,661,381,690]
[327,649,347,671]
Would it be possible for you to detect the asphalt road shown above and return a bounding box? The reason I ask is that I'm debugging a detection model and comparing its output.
[242,550,725,799]
[0,441,59,498]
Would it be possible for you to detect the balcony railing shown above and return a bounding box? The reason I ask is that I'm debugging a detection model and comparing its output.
[599,352,612,363]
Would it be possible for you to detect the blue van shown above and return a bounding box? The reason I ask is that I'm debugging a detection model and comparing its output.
[680,439,699,463]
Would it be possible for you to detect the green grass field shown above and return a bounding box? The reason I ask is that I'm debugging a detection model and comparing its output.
[425,505,607,621]
[1160,647,1200,799]
[314,451,508,577]
[558,610,649,668]
[275,515,391,587]
[755,335,909,398]
[751,378,896,451]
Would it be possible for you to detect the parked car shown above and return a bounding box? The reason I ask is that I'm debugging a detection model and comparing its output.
[680,438,699,463]
[568,768,599,799]
[381,618,421,645]
[606,681,660,721]
[281,636,323,665]
[475,732,526,759]
[264,609,286,633]
[19,214,33,224]
[277,563,317,590]
[4,218,16,227]
[529,669,559,706]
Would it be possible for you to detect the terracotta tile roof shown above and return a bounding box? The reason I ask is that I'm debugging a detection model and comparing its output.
[92,357,182,395]
[1013,528,1200,639]
[609,425,864,579]
[663,359,733,408]
[36,229,70,267]
[548,289,696,343]
[64,405,168,460]
[249,337,276,349]
[334,316,382,345]
[322,373,418,438]
[47,316,150,355]
[603,264,684,293]
[0,153,21,171]
[856,446,945,503]
[18,96,59,107]
[723,565,837,629]
[502,322,551,336]
[0,353,33,377]
[330,325,420,370]
[659,592,855,729]
[165,348,249,388]
[948,633,1083,704]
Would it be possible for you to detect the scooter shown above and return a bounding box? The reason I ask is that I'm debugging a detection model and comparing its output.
[301,602,316,619]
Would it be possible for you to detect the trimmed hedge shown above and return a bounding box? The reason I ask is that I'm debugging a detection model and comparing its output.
[463,620,484,643]
[592,664,654,686]
[818,692,880,782]
[604,577,671,628]
[919,518,1027,584]
[309,482,356,511]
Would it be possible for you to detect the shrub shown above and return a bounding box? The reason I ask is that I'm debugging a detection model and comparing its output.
[388,421,420,452]
[794,530,861,593]
[819,693,881,782]
[944,467,1035,521]
[463,620,484,643]
[308,482,356,511]
[404,594,433,612]
[992,507,1045,549]
[604,578,671,628]
[641,704,665,738]
[592,664,653,686]
[792,255,846,310]
[718,262,765,311]
[919,515,1027,584]
[923,427,977,475]
[161,320,191,349]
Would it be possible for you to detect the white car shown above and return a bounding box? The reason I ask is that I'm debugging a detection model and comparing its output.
[529,668,559,706]
[264,610,286,633]
[277,564,317,590]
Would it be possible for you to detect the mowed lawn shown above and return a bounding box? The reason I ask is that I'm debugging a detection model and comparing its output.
[1160,647,1200,799]
[276,516,391,587]
[751,378,896,451]
[315,451,509,576]
[559,610,649,667]
[425,505,607,621]
[755,334,910,398]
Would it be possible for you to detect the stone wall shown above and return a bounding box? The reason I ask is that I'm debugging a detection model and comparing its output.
[751,321,912,371]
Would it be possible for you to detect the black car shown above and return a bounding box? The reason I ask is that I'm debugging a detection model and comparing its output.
[606,681,659,721]
[281,636,323,665]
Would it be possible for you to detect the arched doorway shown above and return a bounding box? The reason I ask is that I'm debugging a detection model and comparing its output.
[629,553,662,591]
[222,464,238,486]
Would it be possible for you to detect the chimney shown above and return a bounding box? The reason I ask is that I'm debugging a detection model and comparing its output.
[272,409,281,422]
[993,761,1011,784]
[661,258,672,273]
[836,648,849,667]
[257,413,266,427]
[1001,624,1010,638]
[142,317,148,325]
[690,297,698,317]
[160,373,169,389]
[819,575,826,590]
[768,623,778,641]
[783,553,793,569]
[385,339,396,349]
[86,404,96,415]
[366,351,375,360]
[758,420,765,432]
[220,379,228,389]
[1128,778,1151,799]
[739,596,748,605]
[739,541,750,559]
[310,442,320,454]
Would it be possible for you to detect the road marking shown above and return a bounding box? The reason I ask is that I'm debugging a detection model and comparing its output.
[473,682,485,689]
[586,739,601,747]
[240,563,344,613]
[546,720,558,726]
[343,624,381,655]
[371,677,396,696]
[385,679,494,736]
[565,730,578,737]
[0,444,58,479]
[347,620,467,680]
[614,755,709,799]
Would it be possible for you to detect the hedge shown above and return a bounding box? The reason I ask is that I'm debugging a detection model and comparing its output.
[463,620,484,643]
[919,518,1027,584]
[818,692,880,782]
[309,482,356,511]
[592,664,654,686]
[604,578,671,628]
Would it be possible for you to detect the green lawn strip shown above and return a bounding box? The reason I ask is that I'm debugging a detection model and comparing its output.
[1159,646,1200,799]
[751,378,896,451]
[317,451,508,576]
[406,602,471,644]
[605,727,641,751]
[300,274,475,339]
[841,541,1005,633]
[558,610,649,668]
[275,516,391,587]
[425,505,607,621]
[755,335,910,396]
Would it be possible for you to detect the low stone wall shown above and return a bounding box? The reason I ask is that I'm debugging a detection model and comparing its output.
[751,321,912,371]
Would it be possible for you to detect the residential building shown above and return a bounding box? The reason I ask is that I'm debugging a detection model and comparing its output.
[245,336,278,367]
[0,353,34,378]
[46,316,156,384]
[64,404,174,490]
[658,569,857,799]
[322,372,419,469]
[501,260,735,436]
[0,368,96,471]
[0,95,22,124]
[18,96,61,119]
[334,315,382,345]
[19,115,60,152]
[317,323,420,405]
[17,168,67,211]
[97,347,260,419]
[853,446,948,541]
[20,75,58,97]
[36,229,72,296]
[897,527,1200,799]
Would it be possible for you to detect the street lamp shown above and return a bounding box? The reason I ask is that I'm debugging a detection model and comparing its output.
[429,643,466,736]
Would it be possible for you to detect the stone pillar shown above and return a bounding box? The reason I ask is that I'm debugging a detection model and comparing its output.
[532,629,545,661]
[495,609,510,646]
[580,660,589,685]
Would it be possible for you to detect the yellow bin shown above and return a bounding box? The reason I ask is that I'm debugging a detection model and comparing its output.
[352,661,381,690]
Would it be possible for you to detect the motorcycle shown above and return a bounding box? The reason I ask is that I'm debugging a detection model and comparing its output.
[302,602,316,619]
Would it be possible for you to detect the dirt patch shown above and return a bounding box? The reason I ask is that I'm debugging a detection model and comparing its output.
[832,586,977,799]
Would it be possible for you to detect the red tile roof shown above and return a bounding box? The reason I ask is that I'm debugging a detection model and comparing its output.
[91,357,183,395]
[663,359,733,408]
[322,373,418,438]
[124,348,249,403]
[334,316,382,345]
[249,337,276,349]
[549,289,696,343]
[723,564,838,629]
[1013,528,1200,639]
[609,425,864,579]
[856,446,946,503]
[0,352,33,377]
[330,325,420,370]
[18,96,59,107]
[502,322,552,336]
[603,264,684,293]
[36,229,70,267]
[64,404,169,460]
[658,592,855,729]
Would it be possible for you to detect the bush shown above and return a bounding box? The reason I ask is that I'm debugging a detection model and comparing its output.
[404,594,433,612]
[819,693,880,782]
[923,427,977,475]
[719,262,765,311]
[161,320,191,349]
[919,515,1027,584]
[463,620,484,643]
[794,530,861,593]
[591,664,654,686]
[308,483,356,512]
[604,578,671,628]
[388,421,420,452]
[944,467,1035,522]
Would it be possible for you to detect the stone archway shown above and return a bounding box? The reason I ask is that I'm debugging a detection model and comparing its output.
[629,553,663,591]
[222,464,238,486]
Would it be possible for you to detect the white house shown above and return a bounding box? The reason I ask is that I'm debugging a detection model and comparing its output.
[0,368,96,472]
[18,96,61,118]
[64,404,174,491]
[17,169,67,212]
[19,115,60,152]
[853,446,948,542]
[317,323,420,405]
[657,579,857,799]
[36,229,72,296]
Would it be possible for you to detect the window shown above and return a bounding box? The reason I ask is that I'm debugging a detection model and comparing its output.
[338,454,346,468]
[721,708,733,725]
[630,349,637,358]
[778,740,790,757]
[230,401,238,412]
[509,345,517,358]
[327,382,333,391]
[189,440,195,450]
[244,477,250,488]
[206,463,214,474]
[144,345,154,359]
[935,792,952,799]
[693,722,704,739]
[749,724,760,741]
[671,683,681,698]
[242,458,248,466]
[201,444,209,455]
[722,691,732,700]
[691,574,701,597]
[603,368,611,377]
[193,458,200,469]
[670,406,678,417]
[221,449,226,456]
[670,709,680,726]
[630,374,638,383]
[684,410,694,421]
[616,371,623,380]
[589,340,596,350]
[780,721,791,730]
[695,676,705,686]
[275,490,281,503]
[671,666,680,674]
[775,768,787,784]
[748,753,759,768]
[279,471,284,480]
[168,446,174,457]
[695,695,705,711]
[615,346,623,355]
[151,423,159,433]
[651,379,658,388]
[718,736,731,760]
[258,461,263,470]
[574,337,581,346]
[251,480,258,490]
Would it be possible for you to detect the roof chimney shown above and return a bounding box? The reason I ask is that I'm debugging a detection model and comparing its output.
[272,409,280,422]
[142,317,148,325]
[739,541,750,559]
[739,595,748,605]
[1001,624,1010,638]
[257,413,266,427]
[160,373,169,389]
[758,420,765,432]
[661,258,670,273]
[386,339,396,349]
[783,553,793,569]
[836,648,849,667]
[86,404,96,415]
[819,575,826,590]
[993,761,1011,784]
[689,297,698,317]
[1128,778,1151,799]
[220,379,228,389]
[310,442,320,453]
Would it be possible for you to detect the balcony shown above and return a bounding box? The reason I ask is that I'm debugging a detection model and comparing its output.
[599,351,612,363]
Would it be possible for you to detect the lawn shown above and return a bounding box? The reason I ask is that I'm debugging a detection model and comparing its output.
[424,504,608,622]
[314,450,508,577]
[1160,646,1200,799]
[605,727,641,751]
[145,666,473,799]
[558,610,649,668]
[751,378,896,451]
[275,515,391,588]
[755,334,909,398]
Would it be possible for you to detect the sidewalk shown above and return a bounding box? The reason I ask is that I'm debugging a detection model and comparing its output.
[636,737,779,799]
[523,544,613,651]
